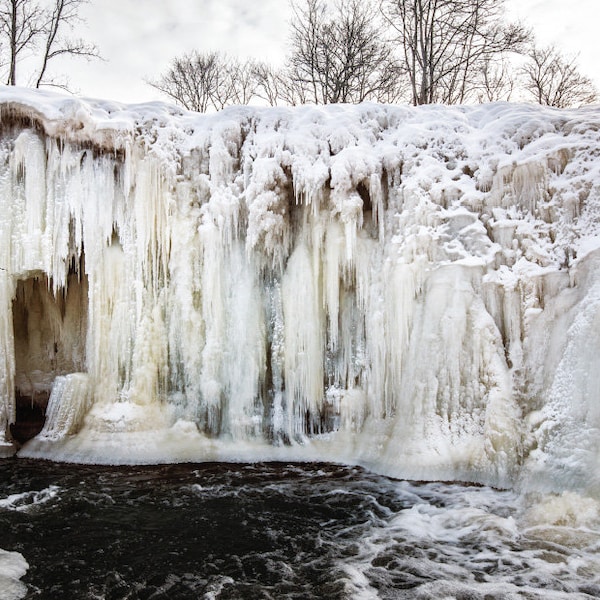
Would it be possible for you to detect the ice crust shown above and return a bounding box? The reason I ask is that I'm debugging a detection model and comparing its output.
[0,87,599,495]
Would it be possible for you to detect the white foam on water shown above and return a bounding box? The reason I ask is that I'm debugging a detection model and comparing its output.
[0,486,61,512]
[337,483,600,599]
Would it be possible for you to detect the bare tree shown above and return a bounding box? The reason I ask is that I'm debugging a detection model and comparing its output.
[252,62,292,107]
[252,62,280,106]
[0,0,98,88]
[287,0,401,104]
[35,0,98,88]
[149,51,262,112]
[0,0,44,85]
[381,0,529,105]
[149,51,221,112]
[521,45,597,108]
[213,57,257,108]
[477,55,515,102]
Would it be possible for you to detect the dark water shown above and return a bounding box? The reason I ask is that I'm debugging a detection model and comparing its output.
[1,459,599,599]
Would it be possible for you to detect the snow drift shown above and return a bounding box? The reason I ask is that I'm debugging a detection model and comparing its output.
[0,88,599,495]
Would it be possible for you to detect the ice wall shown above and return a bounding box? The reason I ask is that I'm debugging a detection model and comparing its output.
[1,89,599,494]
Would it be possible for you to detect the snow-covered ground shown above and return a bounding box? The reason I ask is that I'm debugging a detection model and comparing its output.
[0,87,599,498]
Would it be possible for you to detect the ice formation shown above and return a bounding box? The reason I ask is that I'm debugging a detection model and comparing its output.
[0,88,599,495]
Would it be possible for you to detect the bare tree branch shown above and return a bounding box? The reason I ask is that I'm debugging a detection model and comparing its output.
[287,0,401,104]
[252,62,286,106]
[521,44,597,108]
[36,0,99,88]
[0,0,45,85]
[381,0,529,105]
[148,51,262,112]
[0,0,98,88]
[476,55,515,102]
[148,51,219,112]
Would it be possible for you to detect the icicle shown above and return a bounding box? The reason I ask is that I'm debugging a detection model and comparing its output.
[0,271,16,446]
[37,373,91,440]
[282,242,325,439]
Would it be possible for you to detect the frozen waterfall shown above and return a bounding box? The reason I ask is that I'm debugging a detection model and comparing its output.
[0,88,599,496]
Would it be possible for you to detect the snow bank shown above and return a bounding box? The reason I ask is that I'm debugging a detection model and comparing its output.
[0,87,599,494]
[0,549,28,600]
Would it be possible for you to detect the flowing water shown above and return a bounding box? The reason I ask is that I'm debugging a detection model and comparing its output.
[0,459,599,599]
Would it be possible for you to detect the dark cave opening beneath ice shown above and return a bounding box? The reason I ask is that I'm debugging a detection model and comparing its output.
[10,265,87,443]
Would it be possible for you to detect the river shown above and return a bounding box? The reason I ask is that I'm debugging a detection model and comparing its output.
[1,459,599,599]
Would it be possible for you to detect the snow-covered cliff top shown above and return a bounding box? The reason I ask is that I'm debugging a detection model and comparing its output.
[4,85,599,272]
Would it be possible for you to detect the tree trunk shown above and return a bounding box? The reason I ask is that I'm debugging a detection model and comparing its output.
[9,0,17,85]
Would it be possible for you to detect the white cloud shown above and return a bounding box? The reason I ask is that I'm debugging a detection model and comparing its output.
[62,0,290,103]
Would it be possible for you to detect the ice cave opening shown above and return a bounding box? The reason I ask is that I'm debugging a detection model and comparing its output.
[10,257,87,444]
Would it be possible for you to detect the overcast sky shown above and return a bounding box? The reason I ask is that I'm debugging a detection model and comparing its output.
[52,0,600,105]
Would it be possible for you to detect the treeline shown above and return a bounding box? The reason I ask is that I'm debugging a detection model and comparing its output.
[149,0,597,111]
